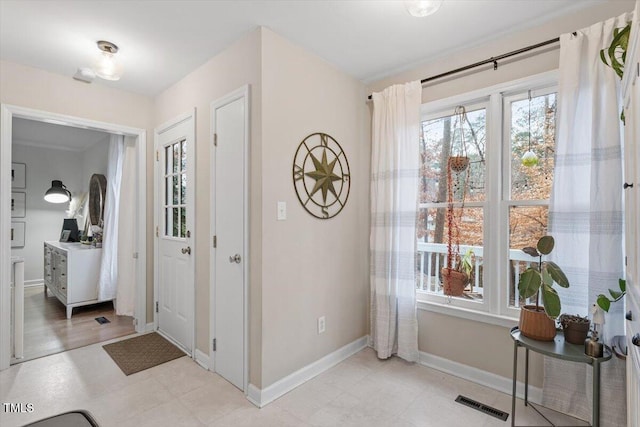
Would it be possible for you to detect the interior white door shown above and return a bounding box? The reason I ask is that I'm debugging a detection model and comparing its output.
[156,114,194,354]
[211,89,247,390]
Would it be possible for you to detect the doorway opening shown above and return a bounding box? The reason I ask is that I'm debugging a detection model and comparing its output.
[1,104,147,370]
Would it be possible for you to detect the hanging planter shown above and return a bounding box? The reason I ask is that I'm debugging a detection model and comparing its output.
[449,156,470,172]
[521,90,539,168]
[448,106,469,173]
[442,106,471,296]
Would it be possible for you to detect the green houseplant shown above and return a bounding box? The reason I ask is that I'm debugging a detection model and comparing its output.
[596,278,626,312]
[442,248,475,296]
[600,22,631,123]
[517,235,570,341]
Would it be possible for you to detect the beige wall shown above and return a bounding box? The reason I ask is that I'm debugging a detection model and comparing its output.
[152,27,370,389]
[153,29,263,383]
[0,60,156,322]
[367,1,634,389]
[259,28,369,387]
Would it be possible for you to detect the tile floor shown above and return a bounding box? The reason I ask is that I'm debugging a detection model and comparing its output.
[0,336,588,427]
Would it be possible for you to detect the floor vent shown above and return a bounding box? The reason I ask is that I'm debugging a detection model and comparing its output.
[455,395,509,421]
[95,317,111,325]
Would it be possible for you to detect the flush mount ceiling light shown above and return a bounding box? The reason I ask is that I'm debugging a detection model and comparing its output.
[44,180,72,203]
[93,40,123,81]
[405,0,443,17]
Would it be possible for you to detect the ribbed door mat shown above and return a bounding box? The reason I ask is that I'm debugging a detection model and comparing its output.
[102,332,185,375]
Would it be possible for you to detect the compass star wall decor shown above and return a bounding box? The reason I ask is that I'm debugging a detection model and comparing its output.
[292,132,350,219]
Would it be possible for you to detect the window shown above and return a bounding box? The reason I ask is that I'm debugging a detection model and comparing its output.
[164,139,187,238]
[416,73,558,319]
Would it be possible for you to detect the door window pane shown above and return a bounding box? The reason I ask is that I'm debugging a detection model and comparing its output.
[173,143,179,173]
[163,139,188,238]
[181,139,187,171]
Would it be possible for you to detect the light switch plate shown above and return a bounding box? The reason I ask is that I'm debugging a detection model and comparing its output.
[277,201,287,220]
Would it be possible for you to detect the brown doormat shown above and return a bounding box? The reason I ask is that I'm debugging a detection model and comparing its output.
[103,332,186,375]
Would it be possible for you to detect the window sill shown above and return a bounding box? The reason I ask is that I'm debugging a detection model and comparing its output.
[417,299,519,329]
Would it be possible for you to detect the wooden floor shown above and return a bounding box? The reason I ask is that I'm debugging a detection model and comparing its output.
[15,285,135,363]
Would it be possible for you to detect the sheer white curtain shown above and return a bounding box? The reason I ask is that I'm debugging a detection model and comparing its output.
[98,135,124,301]
[543,13,630,426]
[370,81,421,361]
[115,136,137,315]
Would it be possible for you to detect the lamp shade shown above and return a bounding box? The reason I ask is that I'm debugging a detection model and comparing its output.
[44,180,71,203]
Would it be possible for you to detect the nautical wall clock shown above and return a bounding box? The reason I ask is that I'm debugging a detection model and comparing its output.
[292,132,350,219]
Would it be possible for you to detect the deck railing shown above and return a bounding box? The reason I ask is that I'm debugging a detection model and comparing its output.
[416,242,536,307]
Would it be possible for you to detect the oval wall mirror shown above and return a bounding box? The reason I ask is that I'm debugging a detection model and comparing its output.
[89,174,107,226]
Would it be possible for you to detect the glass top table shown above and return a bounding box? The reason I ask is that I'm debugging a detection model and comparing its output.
[509,326,611,427]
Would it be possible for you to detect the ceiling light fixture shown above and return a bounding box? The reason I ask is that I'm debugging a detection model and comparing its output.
[93,40,123,81]
[405,0,443,17]
[44,180,71,204]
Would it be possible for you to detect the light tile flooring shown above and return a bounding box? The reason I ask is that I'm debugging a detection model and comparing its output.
[1,336,588,427]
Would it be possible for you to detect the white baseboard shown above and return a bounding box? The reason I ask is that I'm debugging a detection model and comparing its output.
[25,280,44,287]
[418,351,542,404]
[194,348,210,370]
[144,322,154,333]
[247,335,369,408]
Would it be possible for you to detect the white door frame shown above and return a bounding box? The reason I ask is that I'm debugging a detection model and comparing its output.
[210,85,250,392]
[0,104,147,370]
[153,109,196,357]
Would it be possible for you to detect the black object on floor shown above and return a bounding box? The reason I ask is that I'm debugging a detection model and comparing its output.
[455,395,509,421]
[95,316,110,324]
[22,410,99,426]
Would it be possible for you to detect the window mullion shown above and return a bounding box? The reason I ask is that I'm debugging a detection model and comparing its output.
[484,92,502,316]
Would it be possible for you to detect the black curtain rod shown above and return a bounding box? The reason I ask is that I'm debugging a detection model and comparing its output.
[366,34,574,100]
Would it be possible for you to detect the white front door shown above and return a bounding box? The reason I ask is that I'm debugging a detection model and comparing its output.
[156,113,195,354]
[211,88,248,390]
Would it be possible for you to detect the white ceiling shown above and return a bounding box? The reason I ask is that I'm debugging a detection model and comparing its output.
[12,118,111,151]
[0,0,611,96]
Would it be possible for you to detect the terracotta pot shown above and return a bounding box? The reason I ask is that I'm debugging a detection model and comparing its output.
[519,305,556,341]
[441,268,468,296]
[449,156,469,172]
[562,320,590,345]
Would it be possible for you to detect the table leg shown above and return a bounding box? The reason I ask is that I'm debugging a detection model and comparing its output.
[593,361,600,427]
[512,341,518,427]
[525,348,529,406]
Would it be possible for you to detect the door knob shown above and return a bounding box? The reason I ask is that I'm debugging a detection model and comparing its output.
[181,246,191,255]
[623,182,633,189]
[229,254,241,263]
[632,334,640,347]
[626,311,633,321]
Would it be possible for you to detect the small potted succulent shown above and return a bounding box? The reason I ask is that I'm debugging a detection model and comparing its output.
[559,314,590,345]
[517,235,570,341]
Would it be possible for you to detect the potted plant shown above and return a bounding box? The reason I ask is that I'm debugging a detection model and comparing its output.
[558,314,590,345]
[441,106,471,296]
[517,235,570,341]
[600,22,631,123]
[442,249,474,296]
[596,278,626,312]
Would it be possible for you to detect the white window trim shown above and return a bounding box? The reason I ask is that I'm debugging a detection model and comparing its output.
[417,70,559,324]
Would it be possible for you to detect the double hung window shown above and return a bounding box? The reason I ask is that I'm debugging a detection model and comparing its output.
[416,73,558,320]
